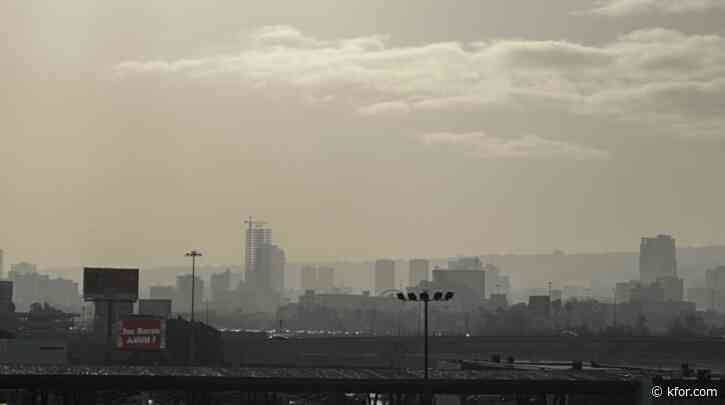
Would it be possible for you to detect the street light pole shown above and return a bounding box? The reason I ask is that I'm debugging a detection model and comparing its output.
[185,250,202,365]
[417,302,422,337]
[185,251,202,324]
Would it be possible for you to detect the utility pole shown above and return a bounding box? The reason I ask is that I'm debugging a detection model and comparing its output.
[185,250,203,365]
[417,302,422,337]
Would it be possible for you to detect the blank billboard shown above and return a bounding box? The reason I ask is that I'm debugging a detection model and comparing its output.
[83,267,139,301]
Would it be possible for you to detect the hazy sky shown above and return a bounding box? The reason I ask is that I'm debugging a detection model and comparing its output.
[2,1,725,268]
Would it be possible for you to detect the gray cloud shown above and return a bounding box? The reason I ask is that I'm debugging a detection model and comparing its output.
[420,132,610,160]
[358,101,411,116]
[116,26,725,138]
[582,0,725,16]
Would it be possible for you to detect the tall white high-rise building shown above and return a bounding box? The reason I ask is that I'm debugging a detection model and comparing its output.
[245,222,272,283]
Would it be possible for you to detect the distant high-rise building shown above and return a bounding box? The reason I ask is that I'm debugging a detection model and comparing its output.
[149,285,175,300]
[0,280,13,312]
[448,257,483,271]
[490,293,508,310]
[630,282,665,303]
[374,259,395,295]
[245,223,272,282]
[563,285,587,301]
[10,262,37,275]
[176,274,204,314]
[0,249,4,279]
[7,265,80,312]
[550,289,563,301]
[639,235,677,284]
[301,266,317,291]
[210,269,231,300]
[706,266,725,294]
[433,269,486,300]
[497,275,512,295]
[658,276,684,302]
[317,266,335,291]
[686,287,711,311]
[483,264,500,298]
[615,281,637,303]
[138,299,172,318]
[705,266,725,312]
[270,245,286,293]
[408,259,429,288]
[253,244,285,292]
[528,296,551,317]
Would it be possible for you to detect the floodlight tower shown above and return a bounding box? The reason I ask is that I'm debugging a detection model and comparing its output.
[397,289,454,405]
[185,250,202,365]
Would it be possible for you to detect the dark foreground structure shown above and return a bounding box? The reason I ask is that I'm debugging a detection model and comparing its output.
[0,364,718,405]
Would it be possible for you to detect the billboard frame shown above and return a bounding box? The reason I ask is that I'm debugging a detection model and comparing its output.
[83,267,139,302]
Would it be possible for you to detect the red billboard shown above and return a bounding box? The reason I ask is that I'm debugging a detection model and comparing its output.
[117,318,166,350]
[83,267,139,301]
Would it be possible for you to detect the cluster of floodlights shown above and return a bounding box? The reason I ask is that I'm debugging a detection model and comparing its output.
[396,291,454,302]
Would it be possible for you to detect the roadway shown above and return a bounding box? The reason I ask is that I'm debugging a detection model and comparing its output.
[0,365,642,401]
[223,335,725,371]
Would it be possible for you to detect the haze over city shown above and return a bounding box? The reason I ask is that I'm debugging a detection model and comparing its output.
[6,2,725,404]
[3,0,725,271]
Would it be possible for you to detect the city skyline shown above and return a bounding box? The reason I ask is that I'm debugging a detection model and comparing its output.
[5,236,725,296]
[4,2,725,399]
[3,1,725,268]
[2,236,724,269]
